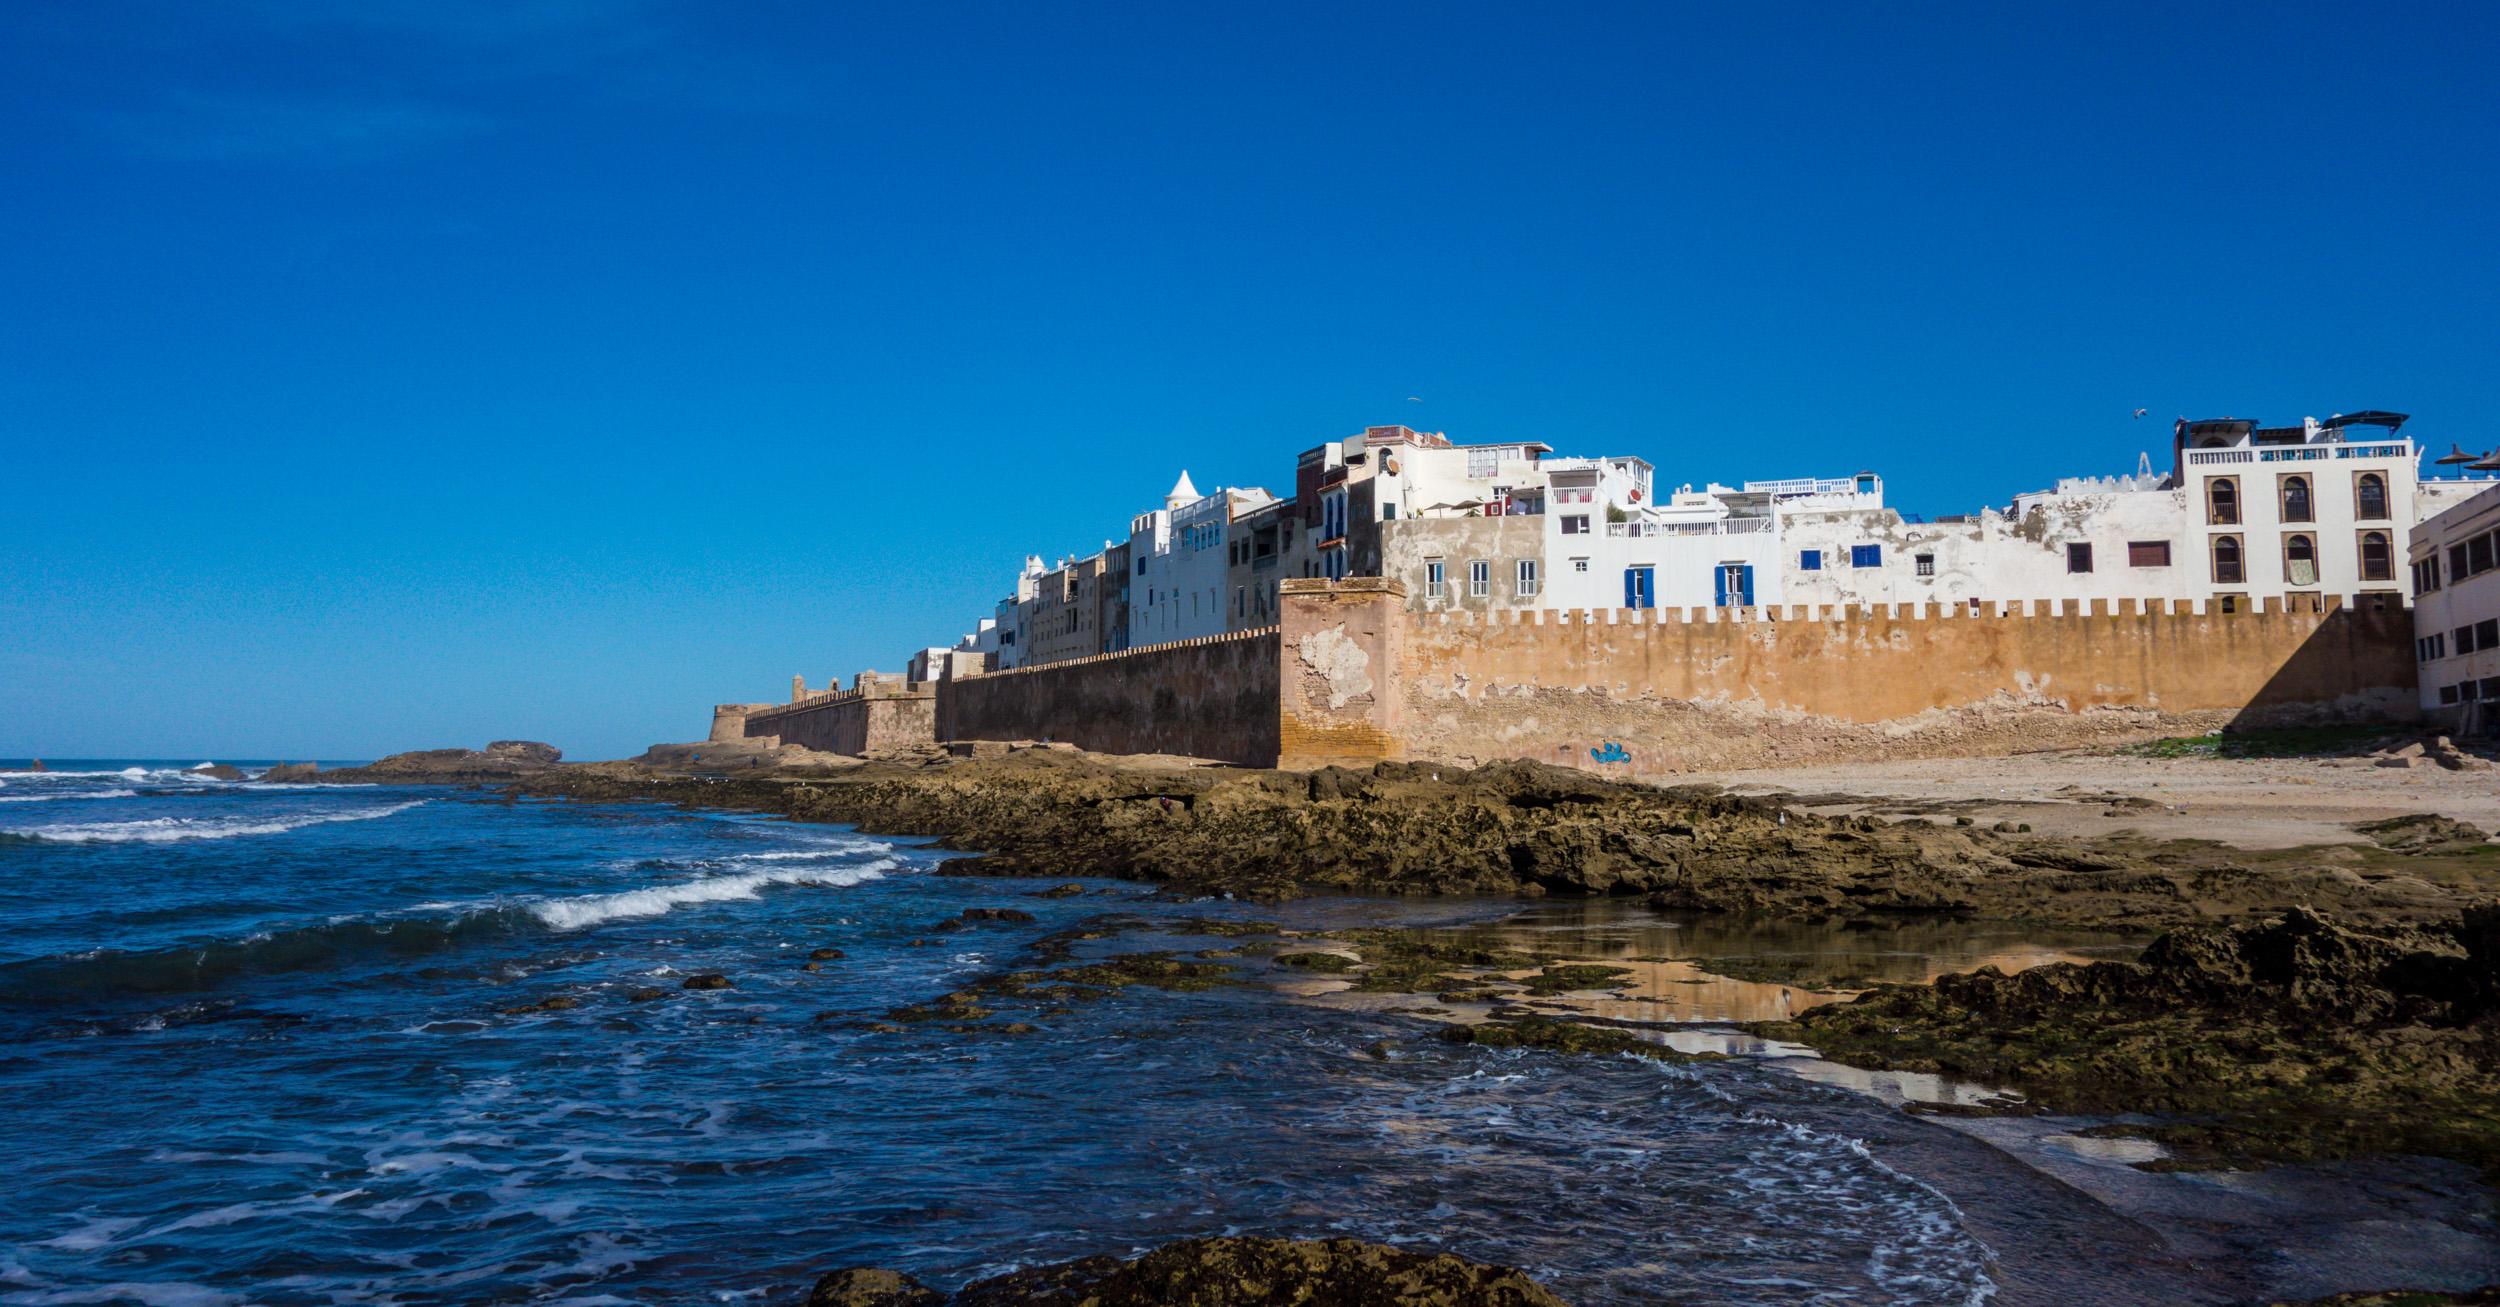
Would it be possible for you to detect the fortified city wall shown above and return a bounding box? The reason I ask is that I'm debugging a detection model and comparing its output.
[720,581,2419,773]
[1275,579,2419,773]
[936,628,1281,767]
[740,675,937,757]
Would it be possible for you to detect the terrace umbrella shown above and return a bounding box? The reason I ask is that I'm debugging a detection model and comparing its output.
[2469,450,2500,471]
[2435,443,2481,465]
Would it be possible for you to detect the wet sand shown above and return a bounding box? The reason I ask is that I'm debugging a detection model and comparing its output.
[1266,898,2500,1304]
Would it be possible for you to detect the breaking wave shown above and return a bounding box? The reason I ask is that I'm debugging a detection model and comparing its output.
[0,789,138,804]
[0,848,899,1001]
[10,800,428,845]
[531,857,895,930]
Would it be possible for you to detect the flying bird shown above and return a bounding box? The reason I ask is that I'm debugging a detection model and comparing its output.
[1406,396,1423,403]
[2132,408,2149,419]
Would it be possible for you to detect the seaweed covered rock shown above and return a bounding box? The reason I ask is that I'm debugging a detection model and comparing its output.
[934,1236,1565,1306]
[2353,813,2492,855]
[805,1267,943,1306]
[352,751,2500,930]
[1768,907,2500,1171]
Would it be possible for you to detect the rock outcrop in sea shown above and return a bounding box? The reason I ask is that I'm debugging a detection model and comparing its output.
[804,1236,1570,1306]
[1764,906,2500,1172]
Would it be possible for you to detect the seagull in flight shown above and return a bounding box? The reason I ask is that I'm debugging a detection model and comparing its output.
[2132,407,2149,419]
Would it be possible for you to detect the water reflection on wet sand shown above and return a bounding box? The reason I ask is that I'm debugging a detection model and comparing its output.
[1289,898,2147,1025]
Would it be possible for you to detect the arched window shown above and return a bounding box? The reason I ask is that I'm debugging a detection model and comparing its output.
[2281,475,2312,523]
[2357,473,2389,520]
[2360,530,2392,582]
[2212,535,2244,584]
[2285,533,2317,585]
[2208,478,2239,525]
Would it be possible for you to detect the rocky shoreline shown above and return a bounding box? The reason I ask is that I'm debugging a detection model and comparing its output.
[282,743,2500,931]
[274,742,2500,1273]
[804,1236,1568,1306]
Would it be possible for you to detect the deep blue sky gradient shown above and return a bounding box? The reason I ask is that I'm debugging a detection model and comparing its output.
[5,2,2495,759]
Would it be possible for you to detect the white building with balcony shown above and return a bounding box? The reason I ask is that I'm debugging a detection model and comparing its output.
[2411,482,2500,730]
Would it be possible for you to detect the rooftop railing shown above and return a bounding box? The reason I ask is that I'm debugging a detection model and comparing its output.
[1606,517,1773,538]
[1742,476,1863,496]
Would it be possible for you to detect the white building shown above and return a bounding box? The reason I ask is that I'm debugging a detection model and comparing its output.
[988,556,1048,668]
[1782,413,2452,613]
[2411,481,2500,730]
[1128,472,1278,645]
[1570,473,1880,612]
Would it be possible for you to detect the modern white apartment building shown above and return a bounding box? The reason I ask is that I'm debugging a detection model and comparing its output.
[2410,482,2500,730]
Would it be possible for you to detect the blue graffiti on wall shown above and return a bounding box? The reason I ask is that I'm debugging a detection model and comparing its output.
[1588,741,1631,765]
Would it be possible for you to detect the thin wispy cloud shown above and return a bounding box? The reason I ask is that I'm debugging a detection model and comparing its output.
[36,0,794,165]
[106,92,493,164]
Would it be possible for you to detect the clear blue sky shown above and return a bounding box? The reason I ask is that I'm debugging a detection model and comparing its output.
[5,2,2494,760]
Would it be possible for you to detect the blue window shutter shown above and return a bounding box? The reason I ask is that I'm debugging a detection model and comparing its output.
[1851,544,1881,568]
[1738,565,1754,605]
[1713,567,1729,606]
[1800,550,1820,571]
[1625,569,1637,608]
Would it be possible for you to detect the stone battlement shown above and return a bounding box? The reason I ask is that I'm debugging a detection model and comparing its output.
[711,579,2421,773]
[968,626,1281,680]
[1415,593,2405,626]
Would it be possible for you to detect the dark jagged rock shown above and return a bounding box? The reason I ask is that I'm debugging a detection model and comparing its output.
[500,995,580,1015]
[805,1236,1570,1306]
[258,762,321,783]
[1441,1016,1720,1063]
[626,987,668,1002]
[187,763,246,781]
[441,752,2494,931]
[809,948,847,961]
[1764,907,2500,1173]
[486,740,562,766]
[304,741,563,784]
[1518,964,1634,995]
[2273,1289,2500,1306]
[805,1266,944,1307]
[681,973,734,991]
[938,907,1036,930]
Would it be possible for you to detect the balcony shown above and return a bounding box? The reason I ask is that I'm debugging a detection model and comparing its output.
[1741,476,1861,496]
[1606,517,1773,538]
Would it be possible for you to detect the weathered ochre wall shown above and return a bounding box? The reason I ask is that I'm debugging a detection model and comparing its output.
[1278,578,1407,768]
[1383,595,2418,773]
[938,629,1281,766]
[743,685,937,757]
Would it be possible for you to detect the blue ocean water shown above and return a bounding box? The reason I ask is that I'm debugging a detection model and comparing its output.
[0,763,2476,1306]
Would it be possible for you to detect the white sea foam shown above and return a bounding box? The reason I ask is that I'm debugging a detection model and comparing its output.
[6,1283,241,1307]
[35,1215,141,1251]
[722,845,894,864]
[0,789,137,804]
[17,799,428,845]
[531,857,896,930]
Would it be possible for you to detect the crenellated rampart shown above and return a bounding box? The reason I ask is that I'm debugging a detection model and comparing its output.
[715,585,2419,773]
[936,627,1280,766]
